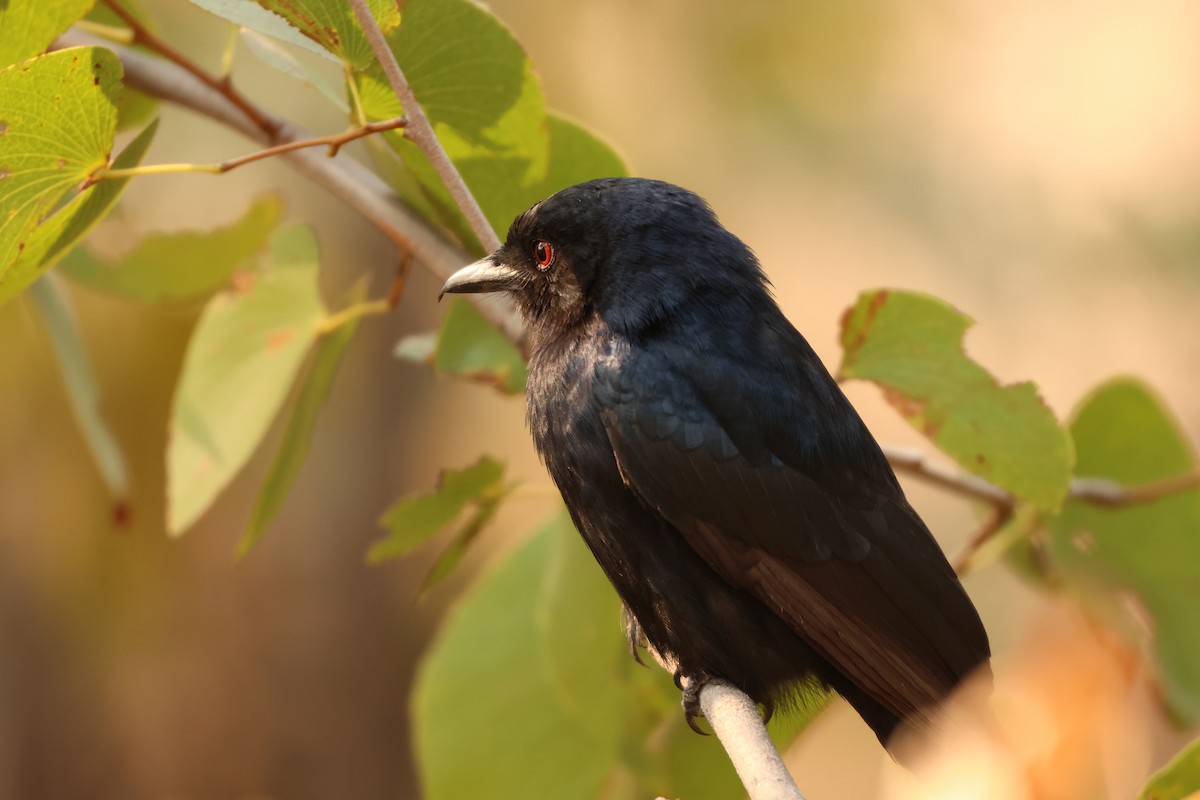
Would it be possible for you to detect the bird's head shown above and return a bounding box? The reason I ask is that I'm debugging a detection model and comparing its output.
[439,178,769,341]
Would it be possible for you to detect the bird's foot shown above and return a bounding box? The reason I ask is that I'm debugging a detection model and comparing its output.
[676,670,712,735]
[675,672,774,733]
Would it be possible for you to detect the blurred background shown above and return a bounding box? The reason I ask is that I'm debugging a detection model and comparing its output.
[2,0,1198,797]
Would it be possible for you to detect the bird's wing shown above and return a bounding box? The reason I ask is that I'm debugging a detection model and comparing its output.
[594,333,989,722]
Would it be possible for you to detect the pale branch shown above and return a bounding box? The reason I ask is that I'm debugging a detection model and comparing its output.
[347,0,502,254]
[881,445,1011,506]
[53,29,529,351]
[699,681,806,800]
[1071,470,1200,507]
[647,649,804,800]
[884,444,1200,511]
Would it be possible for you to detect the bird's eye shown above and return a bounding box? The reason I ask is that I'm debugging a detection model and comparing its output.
[533,240,555,270]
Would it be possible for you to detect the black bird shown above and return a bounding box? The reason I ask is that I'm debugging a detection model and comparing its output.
[440,178,991,761]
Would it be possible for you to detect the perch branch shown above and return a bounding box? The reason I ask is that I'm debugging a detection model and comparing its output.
[699,681,807,800]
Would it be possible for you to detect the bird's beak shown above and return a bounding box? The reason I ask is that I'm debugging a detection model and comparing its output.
[439,256,522,300]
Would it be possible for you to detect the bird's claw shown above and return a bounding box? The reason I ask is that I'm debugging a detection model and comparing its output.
[621,604,648,667]
[678,671,711,735]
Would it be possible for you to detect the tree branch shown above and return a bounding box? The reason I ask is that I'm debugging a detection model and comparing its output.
[102,0,279,136]
[53,29,528,351]
[883,444,1200,511]
[699,681,806,800]
[347,0,501,253]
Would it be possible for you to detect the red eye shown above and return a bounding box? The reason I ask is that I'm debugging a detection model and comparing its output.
[533,240,555,270]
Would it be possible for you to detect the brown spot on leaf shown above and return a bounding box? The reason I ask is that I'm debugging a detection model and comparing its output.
[0,120,8,135]
[0,167,9,180]
[56,159,67,168]
[975,453,987,465]
[840,290,890,359]
[865,289,890,322]
[17,242,25,253]
[882,386,940,437]
[266,328,294,351]
[230,270,257,293]
[93,77,100,86]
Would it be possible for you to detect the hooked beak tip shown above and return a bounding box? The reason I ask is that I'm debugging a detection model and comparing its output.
[439,255,521,298]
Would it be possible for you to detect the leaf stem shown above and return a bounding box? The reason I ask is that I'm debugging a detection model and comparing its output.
[73,19,135,44]
[87,117,408,186]
[347,0,501,253]
[317,299,392,334]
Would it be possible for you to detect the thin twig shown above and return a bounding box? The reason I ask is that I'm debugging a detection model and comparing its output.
[954,505,1014,573]
[87,117,408,186]
[882,445,1011,505]
[102,0,280,136]
[347,0,501,253]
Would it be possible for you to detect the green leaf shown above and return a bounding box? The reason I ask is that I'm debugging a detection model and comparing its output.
[167,224,325,535]
[1139,736,1200,800]
[532,113,629,196]
[187,0,340,62]
[0,0,95,68]
[0,47,122,305]
[838,289,1074,512]
[414,512,628,800]
[29,273,129,500]
[256,0,398,69]
[237,294,362,557]
[61,194,283,300]
[83,2,160,131]
[358,0,550,240]
[12,118,158,291]
[431,300,526,394]
[1045,378,1200,724]
[414,509,830,800]
[369,456,507,562]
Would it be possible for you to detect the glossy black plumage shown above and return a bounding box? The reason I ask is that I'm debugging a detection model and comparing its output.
[440,178,991,759]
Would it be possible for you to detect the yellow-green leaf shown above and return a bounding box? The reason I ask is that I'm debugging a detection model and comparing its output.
[839,289,1074,511]
[1046,378,1200,724]
[256,0,397,69]
[432,300,526,394]
[238,295,362,557]
[0,0,95,68]
[167,224,325,535]
[11,118,157,292]
[370,456,507,563]
[1139,736,1200,800]
[0,47,122,305]
[61,194,282,300]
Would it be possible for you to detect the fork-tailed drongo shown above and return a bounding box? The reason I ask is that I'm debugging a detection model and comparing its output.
[440,177,991,761]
